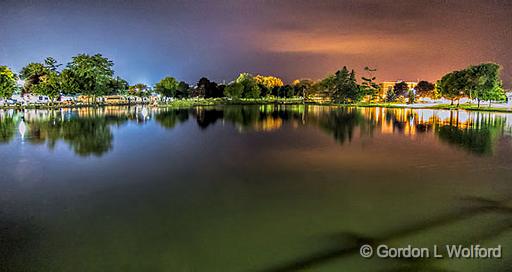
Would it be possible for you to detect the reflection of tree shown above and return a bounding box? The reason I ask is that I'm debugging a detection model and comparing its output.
[195,108,224,129]
[27,112,124,157]
[436,114,505,155]
[0,114,16,143]
[155,109,189,129]
[213,105,304,132]
[317,108,371,144]
[222,106,260,128]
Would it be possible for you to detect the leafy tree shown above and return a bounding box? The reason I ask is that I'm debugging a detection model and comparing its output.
[280,85,295,98]
[205,82,223,98]
[224,82,244,98]
[193,77,223,98]
[44,57,61,71]
[0,66,18,99]
[20,57,62,94]
[107,76,129,95]
[466,63,505,107]
[292,79,314,98]
[235,73,260,98]
[128,83,149,97]
[437,63,505,107]
[316,74,337,97]
[332,66,360,103]
[32,71,61,102]
[387,81,409,102]
[360,66,380,101]
[19,62,47,93]
[254,75,283,97]
[176,81,190,98]
[415,80,435,98]
[437,71,469,105]
[408,90,415,104]
[154,76,179,98]
[60,54,114,99]
[193,77,209,97]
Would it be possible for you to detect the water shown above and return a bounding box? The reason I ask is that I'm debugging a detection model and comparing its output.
[1,105,512,271]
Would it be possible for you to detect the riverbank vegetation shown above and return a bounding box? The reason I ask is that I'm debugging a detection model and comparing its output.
[0,54,509,110]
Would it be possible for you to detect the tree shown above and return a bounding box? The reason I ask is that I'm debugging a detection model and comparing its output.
[408,90,415,104]
[129,83,149,97]
[360,66,380,102]
[0,66,17,99]
[193,77,209,97]
[19,62,47,93]
[436,63,506,107]
[32,71,61,102]
[278,85,295,98]
[154,76,179,98]
[332,66,360,103]
[254,75,283,97]
[205,81,223,98]
[44,57,61,71]
[415,80,435,98]
[466,63,505,107]
[224,82,244,98]
[107,76,129,95]
[235,73,260,98]
[293,79,315,98]
[176,81,190,98]
[436,71,466,105]
[60,54,114,100]
[20,57,62,94]
[387,81,409,102]
[193,77,223,98]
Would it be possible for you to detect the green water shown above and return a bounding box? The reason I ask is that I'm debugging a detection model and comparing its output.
[1,105,512,271]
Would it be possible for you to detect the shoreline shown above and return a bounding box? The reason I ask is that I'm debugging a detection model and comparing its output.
[2,98,512,113]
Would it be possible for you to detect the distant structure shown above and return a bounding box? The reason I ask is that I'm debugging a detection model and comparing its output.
[379,81,418,99]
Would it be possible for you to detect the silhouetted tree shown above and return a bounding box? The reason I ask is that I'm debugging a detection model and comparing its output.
[415,80,435,98]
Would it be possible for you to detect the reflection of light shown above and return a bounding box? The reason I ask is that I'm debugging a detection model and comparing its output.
[18,121,26,139]
[457,111,470,124]
[141,108,148,119]
[416,109,434,123]
[436,110,452,122]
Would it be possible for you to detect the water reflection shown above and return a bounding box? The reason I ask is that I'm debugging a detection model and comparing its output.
[1,106,512,156]
[0,111,17,143]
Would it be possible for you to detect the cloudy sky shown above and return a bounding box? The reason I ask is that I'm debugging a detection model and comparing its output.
[1,0,511,86]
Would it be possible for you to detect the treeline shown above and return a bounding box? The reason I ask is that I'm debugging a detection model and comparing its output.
[0,54,508,106]
[0,54,306,102]
[436,63,506,106]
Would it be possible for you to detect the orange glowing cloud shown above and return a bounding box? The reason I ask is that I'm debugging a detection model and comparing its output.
[258,31,421,55]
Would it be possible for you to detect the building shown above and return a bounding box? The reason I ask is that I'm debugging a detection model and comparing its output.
[379,81,418,99]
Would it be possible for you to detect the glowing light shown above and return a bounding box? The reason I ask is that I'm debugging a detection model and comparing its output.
[18,120,26,139]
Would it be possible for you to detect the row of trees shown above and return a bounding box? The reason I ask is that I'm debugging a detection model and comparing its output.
[436,63,506,106]
[0,54,382,102]
[153,73,295,100]
[0,55,507,106]
[0,55,128,102]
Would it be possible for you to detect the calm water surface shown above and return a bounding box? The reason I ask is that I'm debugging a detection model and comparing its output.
[1,105,512,271]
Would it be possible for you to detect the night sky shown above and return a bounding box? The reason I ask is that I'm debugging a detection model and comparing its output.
[1,0,511,86]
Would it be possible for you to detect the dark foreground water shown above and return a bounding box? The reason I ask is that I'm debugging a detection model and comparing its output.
[1,105,512,272]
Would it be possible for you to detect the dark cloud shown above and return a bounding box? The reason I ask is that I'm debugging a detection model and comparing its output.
[0,0,510,86]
